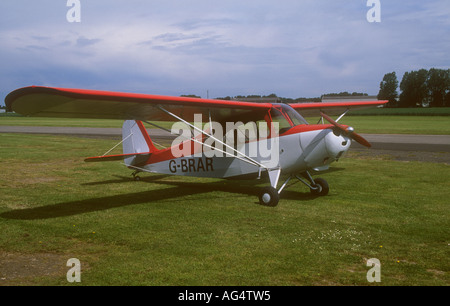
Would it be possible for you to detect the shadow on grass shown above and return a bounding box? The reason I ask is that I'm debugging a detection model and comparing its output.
[1,174,323,220]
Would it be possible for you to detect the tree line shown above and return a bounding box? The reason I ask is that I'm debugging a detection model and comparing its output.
[378,68,450,108]
[215,92,370,104]
[6,68,447,109]
[211,68,450,108]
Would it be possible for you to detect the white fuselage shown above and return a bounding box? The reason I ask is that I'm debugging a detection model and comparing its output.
[139,128,351,179]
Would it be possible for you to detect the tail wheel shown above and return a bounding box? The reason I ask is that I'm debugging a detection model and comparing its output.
[132,171,141,181]
[259,187,279,207]
[310,178,329,196]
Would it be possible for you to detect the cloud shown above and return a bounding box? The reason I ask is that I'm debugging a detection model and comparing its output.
[0,0,449,104]
[76,36,102,47]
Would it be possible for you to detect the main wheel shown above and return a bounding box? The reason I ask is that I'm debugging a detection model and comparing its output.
[310,178,329,196]
[259,187,279,207]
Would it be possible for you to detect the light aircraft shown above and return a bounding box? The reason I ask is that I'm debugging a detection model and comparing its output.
[5,86,387,206]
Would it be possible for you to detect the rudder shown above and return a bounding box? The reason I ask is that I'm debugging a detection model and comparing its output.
[122,120,158,166]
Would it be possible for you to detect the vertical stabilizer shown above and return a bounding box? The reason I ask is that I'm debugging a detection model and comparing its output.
[122,120,157,165]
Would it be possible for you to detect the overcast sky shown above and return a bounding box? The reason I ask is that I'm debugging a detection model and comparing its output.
[1,0,449,104]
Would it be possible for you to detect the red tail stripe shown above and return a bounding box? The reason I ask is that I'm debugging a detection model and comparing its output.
[136,120,158,153]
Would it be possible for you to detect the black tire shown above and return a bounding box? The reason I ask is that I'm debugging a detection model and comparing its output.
[310,178,329,196]
[259,186,279,207]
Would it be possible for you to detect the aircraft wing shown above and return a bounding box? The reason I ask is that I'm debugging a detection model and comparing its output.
[5,86,272,122]
[289,100,388,117]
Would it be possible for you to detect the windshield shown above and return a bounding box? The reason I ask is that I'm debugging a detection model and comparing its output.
[269,107,292,132]
[283,106,309,126]
[270,104,308,133]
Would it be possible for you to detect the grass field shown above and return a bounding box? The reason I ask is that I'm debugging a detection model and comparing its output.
[349,107,450,116]
[0,116,124,128]
[1,115,450,135]
[0,133,449,285]
[306,116,450,135]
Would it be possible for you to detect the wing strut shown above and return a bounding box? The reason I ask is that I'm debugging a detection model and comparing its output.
[102,132,133,156]
[157,105,270,170]
[335,109,350,122]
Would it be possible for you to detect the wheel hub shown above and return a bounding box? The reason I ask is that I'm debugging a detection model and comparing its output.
[262,193,271,204]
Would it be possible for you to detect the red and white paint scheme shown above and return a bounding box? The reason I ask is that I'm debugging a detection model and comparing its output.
[6,86,387,206]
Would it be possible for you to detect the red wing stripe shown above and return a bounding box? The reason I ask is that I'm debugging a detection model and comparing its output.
[6,86,272,111]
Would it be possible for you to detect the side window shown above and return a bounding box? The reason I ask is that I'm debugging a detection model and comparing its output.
[285,108,308,126]
[269,108,292,133]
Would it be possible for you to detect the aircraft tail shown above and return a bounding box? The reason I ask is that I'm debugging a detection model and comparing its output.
[85,120,157,166]
[121,120,158,166]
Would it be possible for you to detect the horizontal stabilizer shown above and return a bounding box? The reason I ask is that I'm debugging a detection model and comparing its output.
[85,152,151,163]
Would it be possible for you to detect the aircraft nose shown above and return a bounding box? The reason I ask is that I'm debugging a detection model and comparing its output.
[325,130,352,161]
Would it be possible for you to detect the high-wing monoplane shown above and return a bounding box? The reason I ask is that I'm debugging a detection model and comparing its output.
[5,86,387,206]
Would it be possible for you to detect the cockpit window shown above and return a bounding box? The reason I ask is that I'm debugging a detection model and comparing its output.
[269,108,292,133]
[269,104,308,133]
[284,107,309,126]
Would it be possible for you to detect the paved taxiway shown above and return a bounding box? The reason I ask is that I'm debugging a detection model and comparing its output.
[1,126,449,153]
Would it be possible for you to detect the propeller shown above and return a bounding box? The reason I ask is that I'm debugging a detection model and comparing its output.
[320,112,371,148]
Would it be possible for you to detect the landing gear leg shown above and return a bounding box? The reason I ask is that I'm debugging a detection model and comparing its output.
[309,178,329,196]
[132,170,141,181]
[259,168,281,207]
[259,173,290,207]
[296,171,329,196]
[258,171,329,206]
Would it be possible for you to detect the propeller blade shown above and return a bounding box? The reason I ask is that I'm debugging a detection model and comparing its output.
[320,112,339,126]
[320,112,348,133]
[350,132,371,148]
[320,112,371,148]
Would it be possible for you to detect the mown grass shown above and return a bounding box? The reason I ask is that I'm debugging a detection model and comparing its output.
[306,116,450,135]
[0,133,448,285]
[2,115,450,135]
[0,116,124,128]
[349,107,450,116]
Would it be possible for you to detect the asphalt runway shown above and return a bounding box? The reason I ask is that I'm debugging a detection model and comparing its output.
[351,133,450,152]
[1,126,449,163]
[1,125,449,151]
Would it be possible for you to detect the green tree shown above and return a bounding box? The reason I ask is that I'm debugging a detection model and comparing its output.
[445,92,450,107]
[427,68,450,107]
[180,94,201,98]
[378,72,398,107]
[400,69,428,107]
